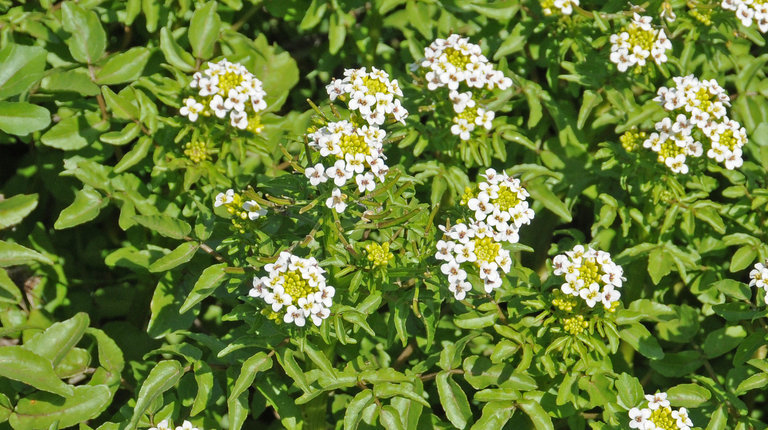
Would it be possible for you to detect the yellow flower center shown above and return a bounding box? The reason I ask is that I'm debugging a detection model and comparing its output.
[444,47,472,70]
[334,133,371,159]
[626,25,656,53]
[562,315,588,335]
[492,185,521,212]
[247,115,264,134]
[365,242,394,267]
[656,135,687,162]
[718,129,738,150]
[362,76,388,95]
[184,140,211,163]
[217,71,245,96]
[281,270,319,305]
[473,237,500,265]
[455,105,479,124]
[650,407,676,430]
[577,258,602,286]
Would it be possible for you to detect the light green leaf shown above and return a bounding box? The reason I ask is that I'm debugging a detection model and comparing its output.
[40,115,91,150]
[0,193,38,229]
[526,180,572,222]
[518,399,553,430]
[619,323,664,360]
[328,12,346,55]
[100,122,141,146]
[730,245,757,273]
[159,27,195,72]
[379,405,404,430]
[736,373,768,394]
[114,136,153,173]
[132,215,191,240]
[188,1,221,59]
[702,326,747,358]
[667,383,711,407]
[344,390,374,430]
[61,2,106,64]
[436,371,471,428]
[0,101,50,136]
[9,385,111,429]
[149,242,199,273]
[0,240,54,267]
[191,361,213,416]
[616,373,643,409]
[0,44,47,100]
[647,247,672,285]
[229,352,272,401]
[0,269,22,304]
[0,346,73,397]
[41,69,101,96]
[180,263,227,313]
[95,47,151,85]
[54,186,106,230]
[129,360,184,428]
[23,312,90,366]
[706,405,727,430]
[471,402,514,430]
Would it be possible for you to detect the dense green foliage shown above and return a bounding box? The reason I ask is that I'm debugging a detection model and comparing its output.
[1,0,768,429]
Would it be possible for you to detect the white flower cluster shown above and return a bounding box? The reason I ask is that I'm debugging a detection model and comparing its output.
[180,58,268,133]
[610,13,672,72]
[419,34,513,141]
[629,392,694,430]
[150,419,200,430]
[541,0,579,16]
[643,75,747,173]
[326,67,408,126]
[250,252,335,327]
[749,259,768,302]
[723,0,768,32]
[435,169,534,300]
[552,245,624,310]
[305,120,390,213]
[214,189,267,220]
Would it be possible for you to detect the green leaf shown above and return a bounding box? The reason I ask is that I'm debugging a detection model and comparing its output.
[736,373,768,394]
[702,326,747,358]
[180,263,227,313]
[159,27,195,72]
[706,405,727,430]
[0,346,73,397]
[373,383,429,407]
[95,47,151,85]
[667,383,711,408]
[577,90,603,130]
[730,245,757,273]
[526,180,572,222]
[188,1,221,59]
[436,371,471,428]
[0,44,47,100]
[693,206,725,234]
[616,373,643,409]
[328,12,346,55]
[114,136,153,173]
[0,101,50,136]
[61,1,107,64]
[0,193,38,229]
[0,269,22,304]
[0,240,54,266]
[54,186,106,230]
[132,215,191,239]
[9,385,111,429]
[54,347,90,378]
[647,247,672,285]
[713,279,751,301]
[23,312,90,366]
[379,405,404,430]
[619,323,664,360]
[150,242,199,272]
[86,328,125,381]
[40,115,92,150]
[471,402,514,430]
[518,399,553,430]
[229,352,273,401]
[101,86,138,120]
[41,69,101,96]
[129,360,184,429]
[344,390,374,430]
[191,361,213,416]
[100,122,141,146]
[649,351,703,378]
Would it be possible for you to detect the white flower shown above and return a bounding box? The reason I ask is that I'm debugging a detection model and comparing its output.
[180,97,204,122]
[214,189,235,207]
[175,421,199,430]
[645,392,670,410]
[305,163,328,186]
[628,407,651,430]
[150,419,172,430]
[325,188,347,213]
[672,407,693,430]
[449,280,472,300]
[355,172,376,193]
[283,305,306,327]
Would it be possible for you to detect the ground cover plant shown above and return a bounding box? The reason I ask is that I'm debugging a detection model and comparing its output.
[2,0,768,428]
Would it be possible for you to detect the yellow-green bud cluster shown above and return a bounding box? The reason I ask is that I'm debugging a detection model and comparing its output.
[213,189,267,233]
[365,242,394,267]
[620,129,647,152]
[183,140,212,163]
[562,315,588,335]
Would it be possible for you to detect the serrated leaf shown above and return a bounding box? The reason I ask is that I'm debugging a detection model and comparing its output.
[180,263,227,313]
[9,385,110,429]
[0,193,38,229]
[0,346,73,397]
